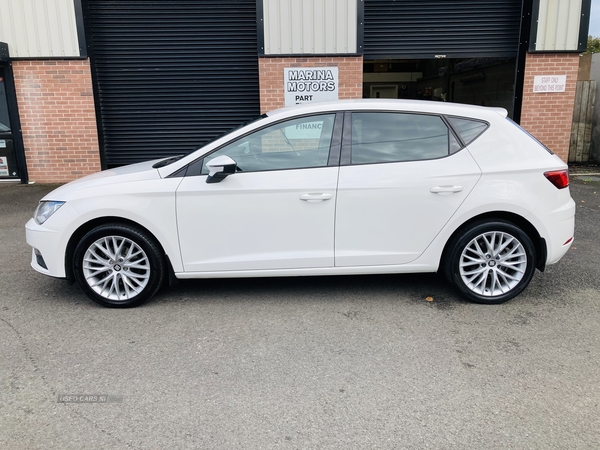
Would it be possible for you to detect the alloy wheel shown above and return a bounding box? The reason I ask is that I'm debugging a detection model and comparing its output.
[458,231,528,297]
[82,236,151,301]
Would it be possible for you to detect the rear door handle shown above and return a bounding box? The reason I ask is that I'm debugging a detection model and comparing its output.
[430,185,464,195]
[300,193,333,203]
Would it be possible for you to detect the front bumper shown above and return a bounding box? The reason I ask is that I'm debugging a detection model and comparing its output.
[25,201,82,278]
[26,218,67,278]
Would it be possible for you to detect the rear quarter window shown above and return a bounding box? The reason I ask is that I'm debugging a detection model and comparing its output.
[447,117,489,146]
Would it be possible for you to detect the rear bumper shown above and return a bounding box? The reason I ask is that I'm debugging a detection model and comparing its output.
[528,193,575,267]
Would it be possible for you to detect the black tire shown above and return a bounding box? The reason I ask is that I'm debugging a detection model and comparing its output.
[73,223,165,308]
[446,220,536,304]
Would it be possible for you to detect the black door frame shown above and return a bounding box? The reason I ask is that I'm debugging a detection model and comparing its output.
[0,42,28,183]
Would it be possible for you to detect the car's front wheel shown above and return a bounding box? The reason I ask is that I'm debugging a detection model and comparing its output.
[447,220,536,304]
[73,223,165,308]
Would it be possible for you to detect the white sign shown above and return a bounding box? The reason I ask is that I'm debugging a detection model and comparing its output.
[533,75,566,93]
[284,67,338,107]
[0,140,6,148]
[0,156,8,176]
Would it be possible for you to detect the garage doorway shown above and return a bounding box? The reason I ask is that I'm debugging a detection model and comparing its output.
[363,57,518,118]
[84,0,261,168]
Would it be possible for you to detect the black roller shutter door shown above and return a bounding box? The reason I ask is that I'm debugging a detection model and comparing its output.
[85,0,260,167]
[364,0,522,59]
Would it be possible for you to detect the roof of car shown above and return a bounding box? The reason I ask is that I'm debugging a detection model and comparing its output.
[267,99,508,120]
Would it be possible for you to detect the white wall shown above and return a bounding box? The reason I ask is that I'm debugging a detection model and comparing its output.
[263,0,357,55]
[534,0,584,51]
[0,0,80,58]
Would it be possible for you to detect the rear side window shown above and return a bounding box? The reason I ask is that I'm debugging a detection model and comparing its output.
[447,117,488,145]
[351,112,457,164]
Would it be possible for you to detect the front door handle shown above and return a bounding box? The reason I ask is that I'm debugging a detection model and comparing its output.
[430,185,464,195]
[299,193,333,203]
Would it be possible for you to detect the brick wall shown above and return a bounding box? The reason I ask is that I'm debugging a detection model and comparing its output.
[12,60,101,183]
[259,56,363,113]
[520,53,579,162]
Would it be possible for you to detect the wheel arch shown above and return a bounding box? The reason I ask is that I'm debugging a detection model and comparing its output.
[64,217,177,285]
[439,211,547,281]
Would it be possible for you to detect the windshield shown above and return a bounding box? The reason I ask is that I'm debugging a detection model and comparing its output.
[152,114,269,169]
[195,114,268,151]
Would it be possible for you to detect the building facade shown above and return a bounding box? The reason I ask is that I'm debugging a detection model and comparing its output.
[0,0,591,183]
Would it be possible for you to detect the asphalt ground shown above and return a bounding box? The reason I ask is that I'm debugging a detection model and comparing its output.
[0,176,599,449]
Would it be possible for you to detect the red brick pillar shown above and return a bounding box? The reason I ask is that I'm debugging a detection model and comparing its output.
[519,53,579,162]
[12,60,101,183]
[259,56,363,113]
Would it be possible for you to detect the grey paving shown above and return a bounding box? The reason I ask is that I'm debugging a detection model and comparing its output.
[0,178,599,449]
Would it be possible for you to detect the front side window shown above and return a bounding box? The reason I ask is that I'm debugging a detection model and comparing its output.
[202,114,336,174]
[351,112,455,164]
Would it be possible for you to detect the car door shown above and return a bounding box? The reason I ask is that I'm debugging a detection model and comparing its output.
[335,111,482,267]
[176,112,342,272]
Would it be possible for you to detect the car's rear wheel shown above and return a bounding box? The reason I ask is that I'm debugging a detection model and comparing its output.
[447,220,536,304]
[73,224,165,308]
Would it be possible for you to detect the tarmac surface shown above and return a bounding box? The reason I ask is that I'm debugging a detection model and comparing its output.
[0,175,599,449]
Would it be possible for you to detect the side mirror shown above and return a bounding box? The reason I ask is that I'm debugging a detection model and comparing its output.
[206,155,237,183]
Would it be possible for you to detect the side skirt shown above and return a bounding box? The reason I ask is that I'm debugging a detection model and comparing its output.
[175,264,437,279]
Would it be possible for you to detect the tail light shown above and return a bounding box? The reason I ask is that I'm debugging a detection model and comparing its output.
[544,170,569,189]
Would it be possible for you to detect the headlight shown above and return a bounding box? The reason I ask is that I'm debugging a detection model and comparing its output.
[34,201,65,225]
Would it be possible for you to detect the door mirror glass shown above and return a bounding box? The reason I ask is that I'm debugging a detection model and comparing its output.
[206,155,237,183]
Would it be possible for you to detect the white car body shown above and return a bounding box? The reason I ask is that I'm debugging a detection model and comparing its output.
[26,99,575,306]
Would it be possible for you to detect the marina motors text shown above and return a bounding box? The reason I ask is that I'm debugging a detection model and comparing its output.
[287,69,336,92]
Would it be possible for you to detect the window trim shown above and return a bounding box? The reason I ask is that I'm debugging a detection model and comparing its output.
[169,109,493,176]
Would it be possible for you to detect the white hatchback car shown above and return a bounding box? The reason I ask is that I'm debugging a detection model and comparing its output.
[26,99,575,307]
